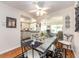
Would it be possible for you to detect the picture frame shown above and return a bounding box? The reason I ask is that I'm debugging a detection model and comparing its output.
[6,17,16,28]
[75,7,79,32]
[65,16,70,28]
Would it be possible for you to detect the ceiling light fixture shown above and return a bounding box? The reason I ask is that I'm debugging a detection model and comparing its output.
[29,1,48,16]
[36,7,47,16]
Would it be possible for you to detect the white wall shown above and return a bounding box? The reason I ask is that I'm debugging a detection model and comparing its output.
[47,16,63,25]
[0,2,29,54]
[49,6,75,34]
[48,6,79,57]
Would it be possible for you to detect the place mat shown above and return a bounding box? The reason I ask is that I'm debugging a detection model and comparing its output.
[24,40,42,48]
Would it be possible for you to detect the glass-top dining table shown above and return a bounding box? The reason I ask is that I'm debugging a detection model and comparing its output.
[21,36,56,58]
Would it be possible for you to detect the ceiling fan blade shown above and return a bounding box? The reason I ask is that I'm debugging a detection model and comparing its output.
[29,10,37,13]
[42,7,49,10]
[35,4,41,9]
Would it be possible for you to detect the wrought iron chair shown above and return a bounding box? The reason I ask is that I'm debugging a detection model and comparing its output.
[58,34,73,57]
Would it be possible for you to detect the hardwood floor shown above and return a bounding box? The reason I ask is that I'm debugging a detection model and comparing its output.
[66,49,74,58]
[0,47,30,58]
[55,42,75,58]
[0,42,75,58]
[0,47,21,58]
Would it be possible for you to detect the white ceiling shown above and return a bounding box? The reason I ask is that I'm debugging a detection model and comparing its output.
[1,1,75,20]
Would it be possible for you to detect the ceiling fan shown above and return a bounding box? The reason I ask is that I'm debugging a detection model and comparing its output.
[29,2,49,16]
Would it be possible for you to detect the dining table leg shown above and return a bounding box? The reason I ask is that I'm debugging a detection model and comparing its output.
[32,45,34,58]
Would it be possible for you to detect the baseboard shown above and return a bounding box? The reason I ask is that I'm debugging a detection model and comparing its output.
[73,50,77,58]
[72,48,77,58]
[0,45,20,54]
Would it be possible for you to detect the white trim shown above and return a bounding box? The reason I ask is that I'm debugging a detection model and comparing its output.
[0,45,20,54]
[72,48,77,58]
[73,50,77,58]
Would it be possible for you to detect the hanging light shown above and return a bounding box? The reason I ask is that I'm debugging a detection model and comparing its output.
[30,1,48,16]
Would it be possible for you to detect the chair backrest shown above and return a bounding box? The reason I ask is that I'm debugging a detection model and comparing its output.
[68,35,73,42]
[63,34,68,41]
[64,34,73,42]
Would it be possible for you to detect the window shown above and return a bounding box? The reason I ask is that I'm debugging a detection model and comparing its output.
[30,23,36,31]
[50,25,63,33]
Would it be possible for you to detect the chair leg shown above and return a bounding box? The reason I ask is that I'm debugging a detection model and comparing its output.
[64,48,66,58]
[70,45,72,53]
[21,47,25,58]
[62,45,66,58]
[62,48,65,58]
[67,45,69,49]
[70,45,71,49]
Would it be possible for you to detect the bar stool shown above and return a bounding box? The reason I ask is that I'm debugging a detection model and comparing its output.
[58,34,73,57]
